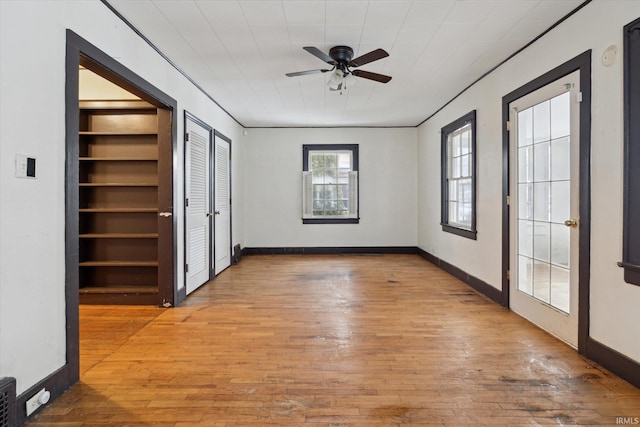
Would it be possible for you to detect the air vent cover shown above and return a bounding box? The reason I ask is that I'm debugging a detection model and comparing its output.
[0,377,16,427]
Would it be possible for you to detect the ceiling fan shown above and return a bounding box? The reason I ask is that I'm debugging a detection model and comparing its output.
[286,46,392,92]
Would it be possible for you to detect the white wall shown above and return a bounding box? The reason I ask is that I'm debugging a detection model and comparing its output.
[417,0,640,362]
[0,0,244,395]
[244,128,417,248]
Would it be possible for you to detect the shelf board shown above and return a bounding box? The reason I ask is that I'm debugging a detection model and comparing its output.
[79,261,159,267]
[79,208,158,213]
[79,183,158,187]
[79,100,156,110]
[80,233,158,239]
[80,157,158,161]
[79,131,157,136]
[79,286,158,295]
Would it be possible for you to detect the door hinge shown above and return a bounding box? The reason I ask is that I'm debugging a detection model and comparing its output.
[185,264,189,273]
[506,195,511,205]
[185,198,189,207]
[506,120,511,131]
[185,132,190,141]
[577,92,583,103]
[506,270,511,280]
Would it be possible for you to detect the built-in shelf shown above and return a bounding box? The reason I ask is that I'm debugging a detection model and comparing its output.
[79,100,161,305]
[80,157,158,161]
[79,286,158,294]
[79,233,159,239]
[79,208,158,213]
[79,183,157,187]
[79,261,159,267]
[80,131,157,136]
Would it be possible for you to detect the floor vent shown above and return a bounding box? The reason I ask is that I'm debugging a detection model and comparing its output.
[0,377,16,427]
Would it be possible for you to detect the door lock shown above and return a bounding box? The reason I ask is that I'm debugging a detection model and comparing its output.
[564,219,578,227]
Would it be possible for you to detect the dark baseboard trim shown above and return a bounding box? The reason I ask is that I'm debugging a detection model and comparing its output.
[587,338,640,389]
[417,248,503,305]
[17,364,71,424]
[177,286,187,306]
[242,246,419,255]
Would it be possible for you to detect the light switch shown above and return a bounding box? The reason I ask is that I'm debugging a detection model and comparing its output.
[16,154,36,178]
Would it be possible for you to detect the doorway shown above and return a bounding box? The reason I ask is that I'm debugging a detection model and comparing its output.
[66,30,178,386]
[508,71,580,347]
[502,51,592,353]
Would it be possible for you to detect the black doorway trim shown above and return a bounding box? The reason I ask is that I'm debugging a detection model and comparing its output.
[501,50,592,352]
[32,30,179,424]
[620,17,640,286]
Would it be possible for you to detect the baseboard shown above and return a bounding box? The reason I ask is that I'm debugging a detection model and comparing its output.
[17,364,73,425]
[587,338,640,389]
[177,286,187,306]
[417,248,503,305]
[242,246,419,255]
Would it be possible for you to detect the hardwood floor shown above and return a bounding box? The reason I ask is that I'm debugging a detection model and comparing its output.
[26,254,640,426]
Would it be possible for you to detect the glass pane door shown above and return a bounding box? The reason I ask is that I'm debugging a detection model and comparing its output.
[509,70,579,348]
[517,91,571,313]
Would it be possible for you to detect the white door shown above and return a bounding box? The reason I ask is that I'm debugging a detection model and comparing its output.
[509,70,580,347]
[214,134,231,275]
[185,119,212,294]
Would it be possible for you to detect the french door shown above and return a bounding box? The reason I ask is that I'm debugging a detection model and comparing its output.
[185,117,212,294]
[509,70,580,347]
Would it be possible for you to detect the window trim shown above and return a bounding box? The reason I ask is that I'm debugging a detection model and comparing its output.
[441,110,477,239]
[619,17,640,286]
[302,144,359,224]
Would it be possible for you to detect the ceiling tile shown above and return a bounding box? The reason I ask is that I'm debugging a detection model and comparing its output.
[108,0,589,127]
[282,1,325,26]
[239,1,286,26]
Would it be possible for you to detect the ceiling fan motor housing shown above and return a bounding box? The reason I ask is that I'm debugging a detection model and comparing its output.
[329,46,354,71]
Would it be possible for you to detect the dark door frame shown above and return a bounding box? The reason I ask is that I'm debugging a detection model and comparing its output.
[64,27,177,390]
[501,50,592,353]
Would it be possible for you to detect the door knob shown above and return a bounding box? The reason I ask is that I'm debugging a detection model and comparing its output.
[215,211,221,215]
[206,212,212,217]
[564,219,578,227]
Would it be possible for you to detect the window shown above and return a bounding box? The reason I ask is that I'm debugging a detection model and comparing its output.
[620,17,640,286]
[302,144,359,224]
[441,110,477,239]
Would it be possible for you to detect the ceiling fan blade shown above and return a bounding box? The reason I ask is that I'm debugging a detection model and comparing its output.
[303,46,336,65]
[351,69,392,83]
[286,69,332,77]
[349,48,389,67]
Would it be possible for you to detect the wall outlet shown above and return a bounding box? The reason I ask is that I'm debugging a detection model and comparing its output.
[25,388,49,416]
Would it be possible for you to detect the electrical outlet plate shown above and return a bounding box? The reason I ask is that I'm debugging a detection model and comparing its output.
[25,388,46,416]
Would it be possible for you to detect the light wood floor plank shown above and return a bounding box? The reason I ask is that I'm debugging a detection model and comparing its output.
[25,254,640,425]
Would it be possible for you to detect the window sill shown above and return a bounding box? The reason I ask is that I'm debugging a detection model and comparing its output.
[441,223,477,240]
[303,218,359,224]
[617,261,640,286]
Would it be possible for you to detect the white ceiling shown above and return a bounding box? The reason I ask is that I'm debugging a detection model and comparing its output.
[107,0,585,128]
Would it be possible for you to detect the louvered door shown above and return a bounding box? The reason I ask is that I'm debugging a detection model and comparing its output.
[214,133,231,275]
[185,118,212,294]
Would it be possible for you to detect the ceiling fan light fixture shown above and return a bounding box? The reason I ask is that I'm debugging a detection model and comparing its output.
[327,69,344,90]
